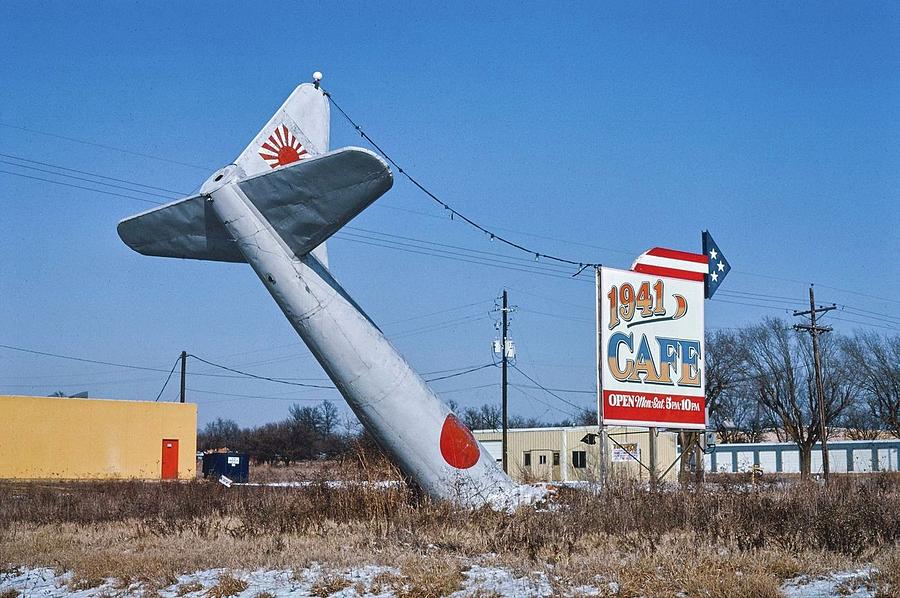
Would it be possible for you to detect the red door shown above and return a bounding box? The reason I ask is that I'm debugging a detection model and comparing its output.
[161,439,179,480]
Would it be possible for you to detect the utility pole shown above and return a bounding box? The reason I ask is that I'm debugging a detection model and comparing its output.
[595,267,609,486]
[793,285,835,482]
[179,350,187,404]
[501,289,509,474]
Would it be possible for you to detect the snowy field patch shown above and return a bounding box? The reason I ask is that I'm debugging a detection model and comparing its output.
[779,568,877,598]
[1,564,888,597]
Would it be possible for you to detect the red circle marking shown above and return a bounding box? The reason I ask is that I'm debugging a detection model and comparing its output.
[277,146,300,166]
[439,414,480,469]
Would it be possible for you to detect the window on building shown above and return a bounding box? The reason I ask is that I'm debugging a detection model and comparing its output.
[553,452,560,466]
[572,450,587,468]
[524,452,531,467]
[539,454,547,465]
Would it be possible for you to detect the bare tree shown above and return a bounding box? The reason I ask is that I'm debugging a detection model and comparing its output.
[705,330,743,426]
[572,408,597,426]
[508,414,546,428]
[740,319,855,478]
[681,330,743,481]
[839,401,882,440]
[844,333,900,438]
[289,404,323,432]
[462,404,502,430]
[320,401,340,436]
[198,417,243,451]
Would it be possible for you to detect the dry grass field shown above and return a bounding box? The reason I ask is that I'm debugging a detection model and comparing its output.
[0,470,898,596]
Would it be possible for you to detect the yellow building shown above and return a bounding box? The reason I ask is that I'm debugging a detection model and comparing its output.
[473,425,679,483]
[0,395,196,480]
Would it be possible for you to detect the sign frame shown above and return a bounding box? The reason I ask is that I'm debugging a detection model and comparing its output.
[597,266,706,430]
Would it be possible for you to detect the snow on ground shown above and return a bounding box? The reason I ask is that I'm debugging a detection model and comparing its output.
[0,564,885,596]
[0,565,400,597]
[236,481,402,489]
[0,564,569,597]
[779,568,877,598]
[450,565,552,597]
[236,481,554,512]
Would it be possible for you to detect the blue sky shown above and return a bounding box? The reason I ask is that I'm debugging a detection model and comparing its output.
[1,3,898,428]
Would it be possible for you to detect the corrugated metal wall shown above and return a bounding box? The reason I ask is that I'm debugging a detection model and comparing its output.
[0,395,197,480]
[474,425,678,483]
[705,440,900,474]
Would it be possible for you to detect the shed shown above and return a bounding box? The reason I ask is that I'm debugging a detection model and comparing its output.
[0,395,196,480]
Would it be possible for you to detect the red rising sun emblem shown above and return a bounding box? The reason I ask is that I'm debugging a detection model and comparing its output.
[258,124,308,168]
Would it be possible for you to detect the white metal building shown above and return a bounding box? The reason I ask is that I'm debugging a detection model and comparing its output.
[705,439,900,474]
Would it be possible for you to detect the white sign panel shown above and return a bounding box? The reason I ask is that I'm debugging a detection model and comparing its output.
[612,443,641,463]
[598,267,706,429]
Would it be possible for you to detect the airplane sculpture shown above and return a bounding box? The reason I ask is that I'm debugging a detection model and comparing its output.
[118,76,518,506]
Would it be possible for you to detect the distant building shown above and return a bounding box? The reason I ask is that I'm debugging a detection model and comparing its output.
[706,439,900,474]
[472,425,679,483]
[0,395,196,480]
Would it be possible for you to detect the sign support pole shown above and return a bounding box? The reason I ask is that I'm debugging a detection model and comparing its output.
[648,427,658,490]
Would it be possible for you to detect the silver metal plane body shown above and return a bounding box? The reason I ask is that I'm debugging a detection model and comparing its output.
[118,82,516,506]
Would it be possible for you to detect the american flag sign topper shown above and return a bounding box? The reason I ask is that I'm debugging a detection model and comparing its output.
[598,256,707,429]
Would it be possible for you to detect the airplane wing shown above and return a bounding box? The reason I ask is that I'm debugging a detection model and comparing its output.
[117,147,392,263]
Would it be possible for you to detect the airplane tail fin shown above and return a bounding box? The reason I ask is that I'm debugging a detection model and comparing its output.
[234,82,330,179]
[118,83,392,266]
[234,81,332,266]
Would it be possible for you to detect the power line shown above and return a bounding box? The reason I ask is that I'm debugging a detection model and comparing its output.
[345,226,586,274]
[513,383,595,395]
[0,169,162,205]
[1,160,593,283]
[338,230,583,277]
[829,315,899,331]
[434,382,500,395]
[424,363,496,382]
[837,305,900,326]
[186,387,334,404]
[1,342,503,396]
[0,152,188,196]
[509,384,580,421]
[4,166,893,330]
[5,148,897,323]
[510,364,588,411]
[335,234,590,282]
[381,299,493,327]
[376,201,638,258]
[324,90,599,273]
[187,354,337,389]
[0,122,213,171]
[0,375,164,388]
[153,357,181,402]
[0,343,322,382]
[202,301,495,364]
[0,158,180,201]
[389,314,490,341]
[0,343,180,374]
[518,308,594,324]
